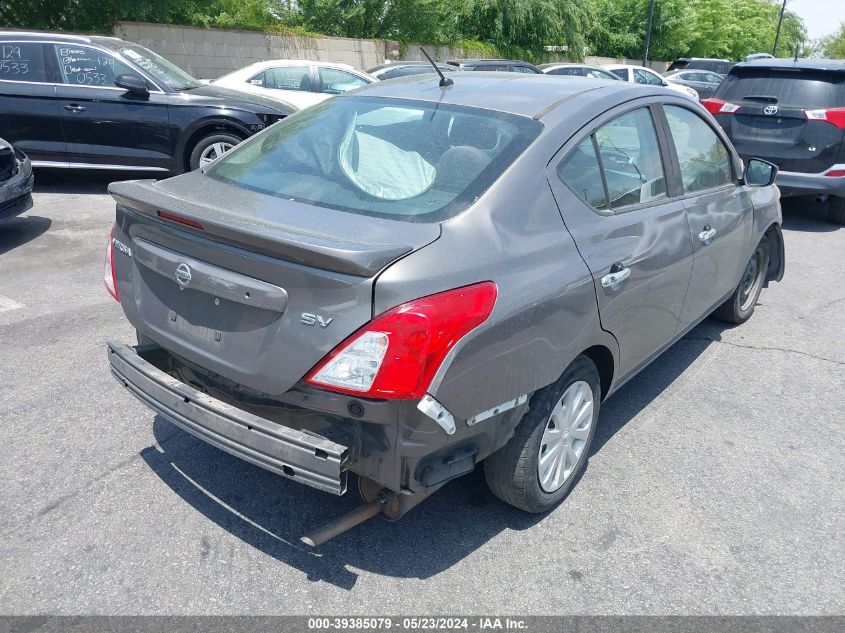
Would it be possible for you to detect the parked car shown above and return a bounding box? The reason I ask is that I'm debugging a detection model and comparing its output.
[667,57,734,75]
[104,74,784,543]
[603,63,700,99]
[447,58,543,73]
[702,58,845,224]
[664,69,725,99]
[0,137,33,223]
[0,32,294,172]
[368,60,457,80]
[539,63,620,80]
[213,60,374,110]
[745,53,774,62]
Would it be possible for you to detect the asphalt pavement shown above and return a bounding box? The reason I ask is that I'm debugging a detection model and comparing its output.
[0,171,842,615]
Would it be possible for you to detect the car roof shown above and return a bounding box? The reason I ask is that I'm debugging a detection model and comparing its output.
[602,63,656,72]
[539,63,596,69]
[674,57,731,62]
[730,58,845,73]
[448,59,533,65]
[0,30,125,48]
[238,59,362,72]
[368,61,454,74]
[343,71,659,118]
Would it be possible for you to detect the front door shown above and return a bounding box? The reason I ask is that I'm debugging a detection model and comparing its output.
[549,104,695,378]
[659,104,753,329]
[50,44,172,170]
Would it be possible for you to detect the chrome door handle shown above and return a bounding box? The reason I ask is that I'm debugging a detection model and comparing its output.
[64,104,86,113]
[699,226,717,245]
[601,267,631,290]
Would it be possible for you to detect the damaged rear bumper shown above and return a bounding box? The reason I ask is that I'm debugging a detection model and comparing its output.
[107,341,349,495]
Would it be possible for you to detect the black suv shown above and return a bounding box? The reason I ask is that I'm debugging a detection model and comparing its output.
[447,59,542,73]
[0,32,294,173]
[702,59,845,224]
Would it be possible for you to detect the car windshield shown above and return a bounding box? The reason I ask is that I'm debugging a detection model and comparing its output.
[209,96,542,223]
[119,44,202,90]
[719,68,845,108]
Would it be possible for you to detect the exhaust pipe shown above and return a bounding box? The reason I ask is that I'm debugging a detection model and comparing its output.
[300,497,385,547]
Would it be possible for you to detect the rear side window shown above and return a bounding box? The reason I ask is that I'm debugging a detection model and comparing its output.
[664,105,733,193]
[610,68,628,80]
[0,42,49,83]
[557,138,608,210]
[549,67,581,76]
[209,96,542,223]
[513,65,539,74]
[718,68,845,109]
[559,108,667,212]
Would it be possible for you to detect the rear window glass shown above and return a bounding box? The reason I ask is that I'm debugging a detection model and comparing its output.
[719,68,845,109]
[209,96,542,223]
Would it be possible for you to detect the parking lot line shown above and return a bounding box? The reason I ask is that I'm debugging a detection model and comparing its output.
[0,295,25,313]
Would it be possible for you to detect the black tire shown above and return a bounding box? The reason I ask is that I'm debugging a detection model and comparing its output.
[484,355,600,513]
[188,132,241,171]
[829,197,845,226]
[712,239,770,324]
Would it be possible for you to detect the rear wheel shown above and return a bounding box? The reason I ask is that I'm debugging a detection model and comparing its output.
[484,356,600,513]
[189,132,241,171]
[712,239,769,324]
[829,197,845,225]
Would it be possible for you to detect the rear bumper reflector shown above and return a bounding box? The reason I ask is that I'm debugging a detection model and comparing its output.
[107,341,349,495]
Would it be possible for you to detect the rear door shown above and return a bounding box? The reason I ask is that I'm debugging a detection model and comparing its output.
[51,43,172,169]
[0,40,67,162]
[548,103,694,377]
[712,66,845,173]
[659,103,753,328]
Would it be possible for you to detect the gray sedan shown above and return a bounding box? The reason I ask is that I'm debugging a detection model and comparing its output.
[0,138,33,224]
[664,69,725,98]
[104,73,784,543]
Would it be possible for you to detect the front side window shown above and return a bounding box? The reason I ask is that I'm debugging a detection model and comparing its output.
[265,66,312,91]
[634,68,663,85]
[53,44,134,87]
[594,108,667,209]
[318,68,367,94]
[664,105,733,193]
[0,42,48,82]
[209,96,542,222]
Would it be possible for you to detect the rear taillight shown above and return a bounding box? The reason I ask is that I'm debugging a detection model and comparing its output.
[804,107,845,129]
[305,282,498,400]
[824,168,845,177]
[701,98,740,115]
[104,226,119,302]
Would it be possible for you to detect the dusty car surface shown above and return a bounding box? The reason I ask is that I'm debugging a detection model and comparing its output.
[0,137,33,223]
[104,73,784,543]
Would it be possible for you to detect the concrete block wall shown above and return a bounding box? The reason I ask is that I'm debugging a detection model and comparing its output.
[113,22,392,78]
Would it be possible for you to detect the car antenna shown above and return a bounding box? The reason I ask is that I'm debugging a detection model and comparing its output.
[420,47,453,87]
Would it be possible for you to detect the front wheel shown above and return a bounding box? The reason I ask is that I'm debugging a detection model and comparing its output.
[712,239,769,324]
[484,356,600,513]
[189,133,241,171]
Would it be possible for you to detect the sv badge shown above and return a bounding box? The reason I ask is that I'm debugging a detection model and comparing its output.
[301,312,333,328]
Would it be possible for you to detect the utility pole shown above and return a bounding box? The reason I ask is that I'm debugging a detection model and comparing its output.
[773,0,787,56]
[642,0,656,66]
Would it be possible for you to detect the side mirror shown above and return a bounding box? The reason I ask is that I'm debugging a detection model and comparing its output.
[743,158,778,187]
[115,74,149,97]
[662,80,669,87]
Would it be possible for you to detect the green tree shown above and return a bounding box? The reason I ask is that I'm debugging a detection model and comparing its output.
[816,22,845,59]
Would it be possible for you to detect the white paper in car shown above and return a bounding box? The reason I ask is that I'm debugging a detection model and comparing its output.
[338,116,434,200]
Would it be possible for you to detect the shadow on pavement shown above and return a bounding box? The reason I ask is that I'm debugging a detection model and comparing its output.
[780,197,839,233]
[0,215,52,256]
[140,319,729,589]
[32,169,166,195]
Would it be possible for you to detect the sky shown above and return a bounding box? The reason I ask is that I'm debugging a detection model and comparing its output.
[788,0,845,41]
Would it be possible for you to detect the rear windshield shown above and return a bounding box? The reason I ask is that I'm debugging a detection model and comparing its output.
[209,96,542,222]
[719,68,845,109]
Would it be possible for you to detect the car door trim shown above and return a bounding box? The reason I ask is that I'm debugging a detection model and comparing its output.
[30,160,169,171]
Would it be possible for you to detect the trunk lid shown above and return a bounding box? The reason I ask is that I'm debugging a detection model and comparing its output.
[109,172,440,396]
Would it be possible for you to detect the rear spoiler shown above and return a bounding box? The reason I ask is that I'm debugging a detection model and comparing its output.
[109,178,440,278]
